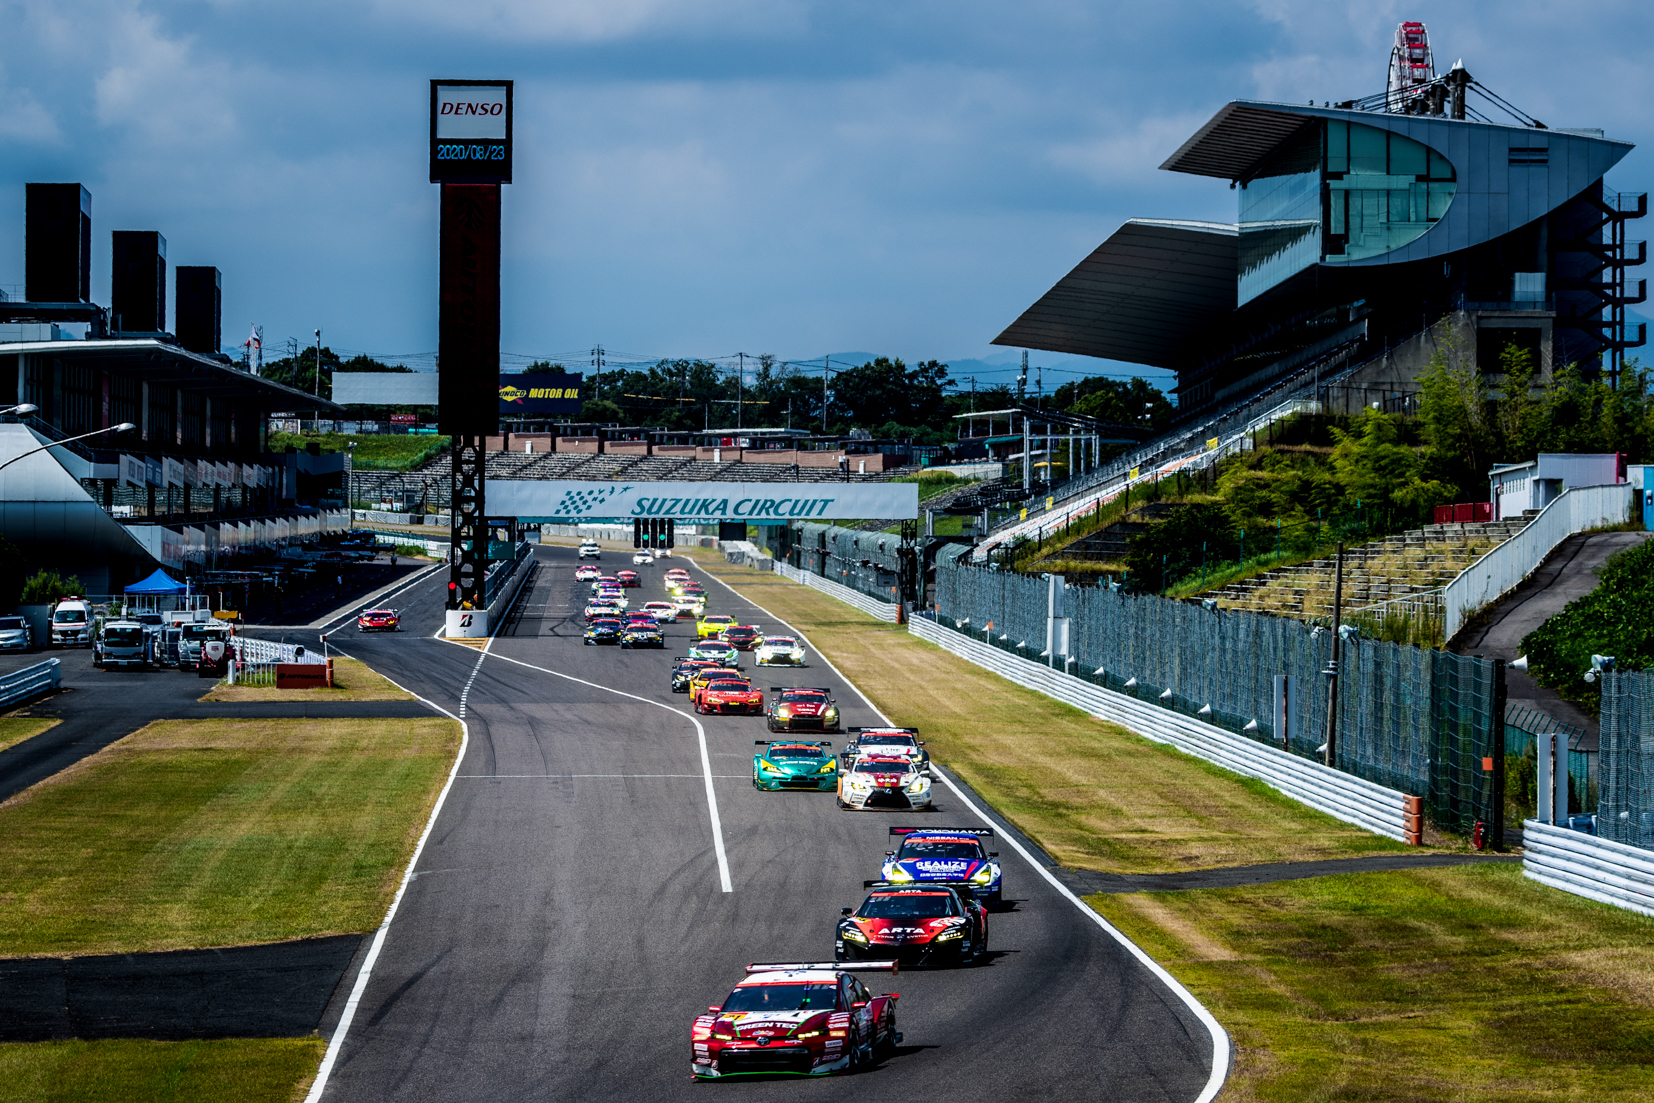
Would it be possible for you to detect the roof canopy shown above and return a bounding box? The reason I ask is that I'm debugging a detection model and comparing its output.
[124,568,186,594]
[991,220,1237,368]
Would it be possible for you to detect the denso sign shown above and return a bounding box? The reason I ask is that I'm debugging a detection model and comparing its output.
[430,79,512,183]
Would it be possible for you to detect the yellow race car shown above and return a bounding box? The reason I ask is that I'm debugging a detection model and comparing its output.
[697,614,738,639]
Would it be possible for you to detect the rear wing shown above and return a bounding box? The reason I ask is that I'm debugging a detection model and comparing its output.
[755,739,835,747]
[849,726,920,735]
[889,826,994,837]
[769,686,834,695]
[746,961,898,975]
[863,879,982,899]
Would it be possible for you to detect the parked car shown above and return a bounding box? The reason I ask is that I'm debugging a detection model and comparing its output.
[0,616,32,652]
[49,598,93,648]
[93,620,152,670]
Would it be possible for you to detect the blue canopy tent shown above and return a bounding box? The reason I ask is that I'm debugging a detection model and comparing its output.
[125,569,187,595]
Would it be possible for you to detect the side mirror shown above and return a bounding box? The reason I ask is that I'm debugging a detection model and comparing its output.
[989,852,999,858]
[918,741,925,745]
[884,850,895,857]
[708,1005,722,1013]
[881,993,900,1000]
[841,906,853,916]
[851,1000,868,1009]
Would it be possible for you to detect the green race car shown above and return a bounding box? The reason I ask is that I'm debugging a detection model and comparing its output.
[752,739,838,791]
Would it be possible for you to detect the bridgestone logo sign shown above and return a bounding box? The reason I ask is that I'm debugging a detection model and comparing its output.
[486,481,919,522]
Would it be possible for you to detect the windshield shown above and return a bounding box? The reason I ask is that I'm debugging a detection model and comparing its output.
[781,693,826,704]
[899,840,983,860]
[53,609,87,624]
[180,625,222,639]
[0,617,22,629]
[591,620,622,630]
[721,983,839,1013]
[854,760,909,773]
[764,638,796,647]
[860,892,956,919]
[860,735,916,749]
[104,628,145,645]
[707,682,749,693]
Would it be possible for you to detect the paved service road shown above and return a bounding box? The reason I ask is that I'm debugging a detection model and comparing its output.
[318,546,1215,1101]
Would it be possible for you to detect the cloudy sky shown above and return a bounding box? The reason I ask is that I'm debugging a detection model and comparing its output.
[1,0,1649,389]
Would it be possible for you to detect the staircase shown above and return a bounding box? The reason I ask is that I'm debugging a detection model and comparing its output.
[1206,512,1540,620]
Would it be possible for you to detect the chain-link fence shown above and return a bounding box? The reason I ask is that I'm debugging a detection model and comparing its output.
[793,522,904,604]
[933,555,1504,834]
[1599,670,1654,851]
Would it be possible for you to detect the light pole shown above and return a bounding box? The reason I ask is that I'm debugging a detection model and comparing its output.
[0,422,137,475]
[1,404,39,417]
[313,329,323,400]
[346,440,358,513]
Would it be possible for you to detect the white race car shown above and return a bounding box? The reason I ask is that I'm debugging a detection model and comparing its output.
[754,635,807,667]
[837,755,932,811]
[633,550,654,565]
[644,601,679,623]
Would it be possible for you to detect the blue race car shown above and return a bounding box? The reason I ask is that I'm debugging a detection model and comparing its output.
[878,827,1002,906]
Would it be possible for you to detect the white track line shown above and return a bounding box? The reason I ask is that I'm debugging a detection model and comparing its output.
[478,648,734,894]
[689,556,1232,1103]
[301,665,469,1103]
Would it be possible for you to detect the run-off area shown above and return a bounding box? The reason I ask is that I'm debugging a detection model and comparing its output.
[321,545,1214,1102]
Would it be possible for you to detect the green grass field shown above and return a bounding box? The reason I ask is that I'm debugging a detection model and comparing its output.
[0,717,459,956]
[266,431,448,471]
[695,552,1654,1099]
[201,656,414,702]
[0,1038,324,1103]
[0,717,57,753]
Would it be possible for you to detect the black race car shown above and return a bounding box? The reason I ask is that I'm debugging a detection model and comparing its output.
[672,658,722,693]
[836,882,987,967]
[621,623,665,649]
[584,618,625,645]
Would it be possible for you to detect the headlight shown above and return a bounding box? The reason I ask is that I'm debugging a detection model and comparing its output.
[713,1032,734,1040]
[839,928,868,943]
[908,779,928,793]
[759,760,781,773]
[884,867,913,882]
[935,927,964,941]
[824,707,838,719]
[776,706,792,718]
[971,865,994,884]
[794,1029,823,1038]
[847,777,872,789]
[819,760,835,773]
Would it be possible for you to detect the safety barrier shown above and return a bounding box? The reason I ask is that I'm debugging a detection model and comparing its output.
[1444,483,1634,639]
[908,615,1415,842]
[1523,819,1654,918]
[0,658,62,711]
[485,542,537,623]
[773,560,902,623]
[232,636,326,665]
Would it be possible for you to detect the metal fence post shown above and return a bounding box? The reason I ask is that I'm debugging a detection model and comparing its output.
[1492,659,1507,847]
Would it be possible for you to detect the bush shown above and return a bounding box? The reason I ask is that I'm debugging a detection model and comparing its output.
[1123,503,1240,593]
[1521,537,1654,712]
[19,570,88,605]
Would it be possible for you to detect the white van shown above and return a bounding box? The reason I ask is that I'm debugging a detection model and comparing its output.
[49,598,93,648]
[578,540,602,560]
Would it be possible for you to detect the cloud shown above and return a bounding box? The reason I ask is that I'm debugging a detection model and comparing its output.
[0,66,61,143]
[368,0,805,43]
[92,7,239,148]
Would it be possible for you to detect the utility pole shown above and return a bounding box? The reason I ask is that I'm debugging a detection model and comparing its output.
[737,353,744,431]
[822,355,830,435]
[591,345,605,404]
[1017,351,1027,401]
[1324,542,1344,768]
[313,328,322,397]
[968,375,976,412]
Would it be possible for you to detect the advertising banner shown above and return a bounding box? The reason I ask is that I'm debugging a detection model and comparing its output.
[145,457,164,487]
[499,373,583,416]
[120,454,146,488]
[430,79,512,184]
[162,456,193,488]
[486,480,919,522]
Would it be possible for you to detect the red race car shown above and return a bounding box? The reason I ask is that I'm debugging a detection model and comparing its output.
[616,569,641,588]
[767,687,840,733]
[837,883,987,966]
[721,624,762,650]
[698,678,764,716]
[356,608,400,632]
[691,961,900,1079]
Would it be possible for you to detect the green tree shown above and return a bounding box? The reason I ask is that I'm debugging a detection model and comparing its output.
[1054,376,1176,430]
[1329,409,1454,521]
[19,569,86,604]
[1417,334,1496,499]
[1123,503,1240,593]
[521,361,566,374]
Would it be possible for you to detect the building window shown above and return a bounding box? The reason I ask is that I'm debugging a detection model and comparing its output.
[1323,120,1456,261]
[146,383,176,445]
[180,390,205,447]
[1238,125,1324,306]
[111,374,141,430]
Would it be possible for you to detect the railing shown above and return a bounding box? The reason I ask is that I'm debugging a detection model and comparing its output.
[483,541,535,607]
[1523,819,1654,918]
[232,636,325,665]
[1443,484,1634,640]
[0,658,62,711]
[773,560,902,622]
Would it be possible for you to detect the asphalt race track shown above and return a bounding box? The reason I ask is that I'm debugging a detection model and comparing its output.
[314,545,1215,1101]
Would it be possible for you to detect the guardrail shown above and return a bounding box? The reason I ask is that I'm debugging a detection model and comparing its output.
[908,615,1415,842]
[1444,484,1635,639]
[0,658,62,711]
[232,636,326,665]
[1523,819,1654,918]
[773,561,902,623]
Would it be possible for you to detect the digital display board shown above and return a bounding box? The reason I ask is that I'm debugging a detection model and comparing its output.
[430,80,513,183]
[500,372,583,415]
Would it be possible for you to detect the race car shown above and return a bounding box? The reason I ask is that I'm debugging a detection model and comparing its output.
[767,687,840,733]
[836,883,986,966]
[690,961,900,1079]
[689,666,745,705]
[698,678,764,715]
[357,608,400,632]
[644,601,679,623]
[595,589,629,611]
[590,576,620,592]
[578,540,601,560]
[697,614,738,639]
[689,640,740,665]
[755,636,808,666]
[574,565,601,581]
[584,602,622,622]
[753,739,838,790]
[838,755,932,811]
[673,593,708,618]
[616,570,641,588]
[880,828,1002,905]
[722,625,762,650]
[665,568,692,584]
[671,658,723,693]
[584,618,625,645]
[621,622,666,649]
[632,550,654,565]
[840,728,929,775]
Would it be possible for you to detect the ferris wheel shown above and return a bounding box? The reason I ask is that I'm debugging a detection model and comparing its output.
[1387,21,1435,109]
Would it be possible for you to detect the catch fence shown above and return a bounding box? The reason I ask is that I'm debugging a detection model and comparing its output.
[933,553,1503,835]
[792,522,905,604]
[1599,670,1654,851]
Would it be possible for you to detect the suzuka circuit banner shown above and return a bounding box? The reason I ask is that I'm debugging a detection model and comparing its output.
[486,481,919,522]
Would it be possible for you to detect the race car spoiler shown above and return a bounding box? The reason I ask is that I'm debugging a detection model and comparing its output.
[890,826,994,837]
[863,879,983,898]
[746,961,898,975]
[769,686,833,695]
[755,740,834,747]
[849,726,920,735]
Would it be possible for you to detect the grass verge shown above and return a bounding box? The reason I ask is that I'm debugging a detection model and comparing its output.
[266,430,449,471]
[0,716,459,956]
[0,1038,324,1103]
[201,655,413,702]
[686,550,1409,873]
[1089,864,1654,1101]
[0,717,57,752]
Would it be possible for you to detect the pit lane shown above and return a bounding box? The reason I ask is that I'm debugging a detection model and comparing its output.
[309,545,1215,1101]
